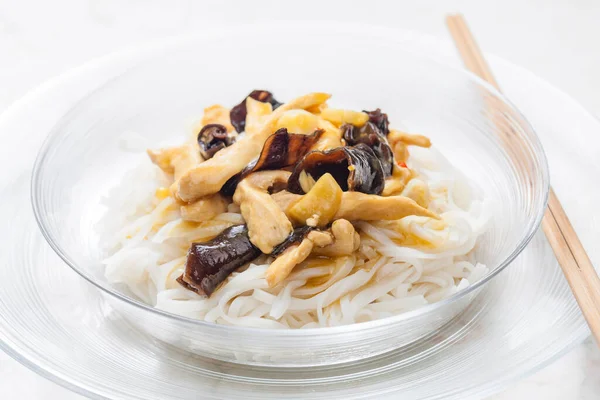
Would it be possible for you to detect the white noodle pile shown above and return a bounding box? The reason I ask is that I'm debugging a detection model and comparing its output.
[99,146,490,329]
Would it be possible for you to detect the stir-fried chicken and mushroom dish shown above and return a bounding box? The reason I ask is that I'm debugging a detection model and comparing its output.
[102,91,489,328]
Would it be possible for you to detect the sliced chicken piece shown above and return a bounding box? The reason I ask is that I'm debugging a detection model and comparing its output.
[147,148,176,174]
[272,190,302,213]
[313,219,360,257]
[233,171,294,254]
[383,179,405,197]
[201,104,235,132]
[273,188,436,222]
[392,141,409,164]
[265,229,337,287]
[335,192,439,221]
[388,130,431,148]
[306,102,328,114]
[312,118,342,151]
[319,108,369,127]
[147,143,203,181]
[171,146,203,181]
[387,130,431,166]
[265,238,314,287]
[245,98,274,136]
[382,164,413,196]
[401,179,430,208]
[180,193,229,222]
[307,230,334,247]
[176,92,331,202]
[244,170,291,191]
[276,109,320,135]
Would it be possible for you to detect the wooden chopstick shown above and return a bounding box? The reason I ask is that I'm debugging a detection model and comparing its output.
[446,14,600,344]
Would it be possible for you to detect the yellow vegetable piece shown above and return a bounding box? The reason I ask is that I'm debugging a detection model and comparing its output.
[288,173,343,227]
[320,108,369,127]
[276,109,320,134]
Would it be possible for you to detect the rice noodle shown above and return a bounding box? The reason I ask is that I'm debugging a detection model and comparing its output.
[99,146,490,328]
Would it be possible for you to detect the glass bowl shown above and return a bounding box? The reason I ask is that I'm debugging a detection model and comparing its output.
[30,24,549,367]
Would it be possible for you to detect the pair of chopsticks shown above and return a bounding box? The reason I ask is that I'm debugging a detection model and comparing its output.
[446,15,600,344]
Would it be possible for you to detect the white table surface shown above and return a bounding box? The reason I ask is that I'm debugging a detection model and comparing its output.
[1,0,599,398]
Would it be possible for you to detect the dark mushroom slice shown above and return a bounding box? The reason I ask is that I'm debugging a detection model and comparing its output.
[230,90,283,133]
[270,226,314,256]
[220,128,324,196]
[176,275,199,292]
[342,122,394,176]
[287,144,386,195]
[197,124,235,160]
[178,225,261,297]
[249,128,324,172]
[363,108,390,135]
[220,173,243,198]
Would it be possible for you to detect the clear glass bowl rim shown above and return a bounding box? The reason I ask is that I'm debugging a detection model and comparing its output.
[30,21,550,337]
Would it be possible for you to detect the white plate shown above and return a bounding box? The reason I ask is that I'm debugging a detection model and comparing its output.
[0,27,595,399]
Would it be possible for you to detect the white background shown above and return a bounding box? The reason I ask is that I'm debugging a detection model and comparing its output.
[1,0,599,398]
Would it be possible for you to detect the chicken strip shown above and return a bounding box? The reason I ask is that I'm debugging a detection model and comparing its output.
[307,230,334,247]
[382,164,413,196]
[319,108,369,128]
[274,190,437,221]
[276,109,320,135]
[334,192,439,221]
[271,190,302,213]
[264,229,336,287]
[312,118,343,151]
[244,170,291,191]
[147,143,203,181]
[388,130,431,148]
[175,92,331,202]
[200,104,235,133]
[180,193,229,222]
[313,219,360,257]
[233,171,294,254]
[388,129,431,165]
[265,238,314,287]
[391,141,409,164]
[245,98,274,136]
